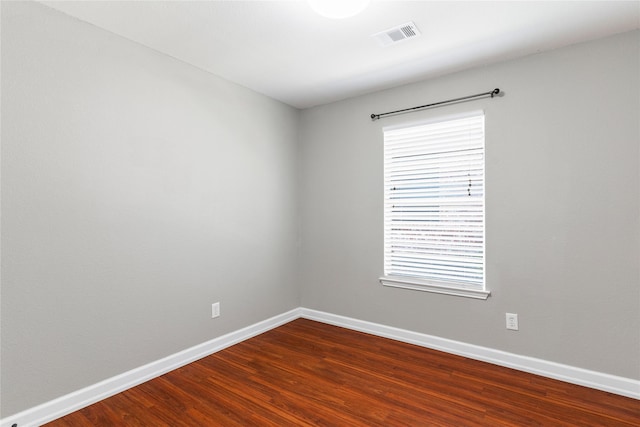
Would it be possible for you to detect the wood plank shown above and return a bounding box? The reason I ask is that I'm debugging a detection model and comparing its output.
[44,319,640,426]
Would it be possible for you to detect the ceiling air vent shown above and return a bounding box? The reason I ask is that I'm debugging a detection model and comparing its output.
[372,22,421,47]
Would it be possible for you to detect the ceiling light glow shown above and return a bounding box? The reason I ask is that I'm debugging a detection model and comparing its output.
[308,0,370,19]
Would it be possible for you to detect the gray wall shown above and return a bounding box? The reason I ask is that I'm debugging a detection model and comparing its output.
[299,30,640,380]
[1,1,299,416]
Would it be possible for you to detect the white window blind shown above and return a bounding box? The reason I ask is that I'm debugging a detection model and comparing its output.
[382,112,487,297]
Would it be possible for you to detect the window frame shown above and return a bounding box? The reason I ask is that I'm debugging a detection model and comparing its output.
[379,111,490,300]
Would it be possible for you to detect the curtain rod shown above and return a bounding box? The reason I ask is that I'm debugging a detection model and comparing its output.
[370,88,501,121]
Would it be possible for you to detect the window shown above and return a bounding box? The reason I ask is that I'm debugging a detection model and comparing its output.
[380,112,490,299]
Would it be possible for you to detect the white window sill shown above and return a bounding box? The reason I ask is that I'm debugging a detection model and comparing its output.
[379,276,491,300]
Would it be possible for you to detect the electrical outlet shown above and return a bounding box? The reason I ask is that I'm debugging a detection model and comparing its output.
[506,313,518,330]
[211,302,220,319]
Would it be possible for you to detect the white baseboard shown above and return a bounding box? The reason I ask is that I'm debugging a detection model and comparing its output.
[299,308,640,400]
[3,306,638,427]
[0,308,301,427]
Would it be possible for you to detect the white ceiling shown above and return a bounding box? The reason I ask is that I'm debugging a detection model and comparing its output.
[41,0,640,109]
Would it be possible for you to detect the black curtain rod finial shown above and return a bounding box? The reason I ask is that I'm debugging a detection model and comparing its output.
[491,88,500,97]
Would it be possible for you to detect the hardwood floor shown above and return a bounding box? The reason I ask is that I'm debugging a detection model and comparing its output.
[46,319,640,426]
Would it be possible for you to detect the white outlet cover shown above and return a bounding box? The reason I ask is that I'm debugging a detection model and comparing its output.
[212,302,220,318]
[506,313,518,330]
